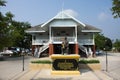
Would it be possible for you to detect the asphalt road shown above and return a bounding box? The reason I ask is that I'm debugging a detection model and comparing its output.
[97,53,120,80]
[0,53,120,80]
[0,56,31,80]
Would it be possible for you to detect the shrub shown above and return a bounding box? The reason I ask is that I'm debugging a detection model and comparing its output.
[79,59,100,64]
[31,60,52,64]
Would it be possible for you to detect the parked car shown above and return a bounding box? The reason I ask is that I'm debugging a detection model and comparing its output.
[0,50,13,56]
[96,50,104,55]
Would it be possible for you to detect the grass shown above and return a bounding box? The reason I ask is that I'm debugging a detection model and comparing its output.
[79,59,100,64]
[31,59,100,64]
[31,60,52,64]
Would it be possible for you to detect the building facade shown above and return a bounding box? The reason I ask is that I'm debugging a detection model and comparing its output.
[25,11,101,57]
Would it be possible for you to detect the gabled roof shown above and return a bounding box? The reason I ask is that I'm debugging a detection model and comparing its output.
[25,11,101,33]
[81,24,101,32]
[25,24,45,33]
[41,11,85,27]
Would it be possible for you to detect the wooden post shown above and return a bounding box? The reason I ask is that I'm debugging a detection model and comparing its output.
[49,44,54,55]
[92,45,96,57]
[32,45,35,56]
[75,44,79,54]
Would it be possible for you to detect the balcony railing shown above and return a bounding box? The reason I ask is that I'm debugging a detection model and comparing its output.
[52,37,75,42]
[32,39,49,45]
[78,39,94,45]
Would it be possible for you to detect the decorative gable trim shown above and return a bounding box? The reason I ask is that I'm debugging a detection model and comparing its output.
[41,11,85,27]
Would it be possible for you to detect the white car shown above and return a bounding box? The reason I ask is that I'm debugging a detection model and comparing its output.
[0,50,13,56]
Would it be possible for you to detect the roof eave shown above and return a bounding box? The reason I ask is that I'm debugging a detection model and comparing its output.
[25,30,45,33]
[81,30,101,32]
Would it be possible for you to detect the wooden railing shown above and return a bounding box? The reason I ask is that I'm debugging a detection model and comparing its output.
[52,37,75,42]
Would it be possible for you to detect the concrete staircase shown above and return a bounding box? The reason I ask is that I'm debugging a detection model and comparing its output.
[38,42,49,57]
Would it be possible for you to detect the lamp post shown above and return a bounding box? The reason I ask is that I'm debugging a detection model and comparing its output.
[22,49,25,71]
[105,39,108,72]
[105,49,108,72]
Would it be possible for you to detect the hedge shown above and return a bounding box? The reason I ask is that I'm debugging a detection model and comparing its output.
[79,59,100,64]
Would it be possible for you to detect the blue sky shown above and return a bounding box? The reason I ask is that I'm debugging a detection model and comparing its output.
[1,0,120,40]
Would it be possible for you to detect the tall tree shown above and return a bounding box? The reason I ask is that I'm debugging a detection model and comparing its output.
[0,0,31,50]
[111,0,120,18]
[95,33,112,51]
[113,39,120,52]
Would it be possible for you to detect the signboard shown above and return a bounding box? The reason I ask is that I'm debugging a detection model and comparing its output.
[52,59,78,70]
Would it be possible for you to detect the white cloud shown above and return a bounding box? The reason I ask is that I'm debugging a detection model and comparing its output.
[98,12,109,21]
[63,9,78,17]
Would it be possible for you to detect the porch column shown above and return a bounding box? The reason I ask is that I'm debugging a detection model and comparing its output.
[49,44,54,55]
[92,45,96,57]
[32,45,35,56]
[75,44,79,54]
[75,25,77,42]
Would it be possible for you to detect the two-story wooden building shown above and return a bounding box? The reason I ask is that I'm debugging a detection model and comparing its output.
[25,11,101,57]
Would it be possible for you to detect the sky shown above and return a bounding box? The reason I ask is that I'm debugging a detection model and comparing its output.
[1,0,120,40]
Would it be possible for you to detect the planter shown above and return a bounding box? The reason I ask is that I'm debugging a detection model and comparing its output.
[79,63,101,70]
[29,63,51,70]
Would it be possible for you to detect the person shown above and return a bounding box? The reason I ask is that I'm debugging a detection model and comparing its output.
[61,37,69,55]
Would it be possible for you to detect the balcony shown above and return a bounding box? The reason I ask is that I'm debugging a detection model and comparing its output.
[52,37,76,43]
[78,39,94,45]
[32,39,49,45]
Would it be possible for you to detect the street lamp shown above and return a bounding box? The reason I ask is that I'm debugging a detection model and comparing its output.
[104,39,108,72]
[22,49,25,71]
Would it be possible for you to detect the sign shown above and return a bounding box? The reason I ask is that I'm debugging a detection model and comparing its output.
[52,59,78,70]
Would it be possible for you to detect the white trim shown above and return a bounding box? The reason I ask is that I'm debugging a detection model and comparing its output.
[50,25,76,27]
[41,12,61,27]
[75,25,77,43]
[25,31,45,33]
[63,12,86,27]
[49,26,52,43]
[82,30,101,32]
[93,33,95,45]
[41,11,86,28]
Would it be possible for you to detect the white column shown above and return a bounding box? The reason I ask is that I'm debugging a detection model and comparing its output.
[49,26,52,43]
[93,33,95,45]
[75,25,77,43]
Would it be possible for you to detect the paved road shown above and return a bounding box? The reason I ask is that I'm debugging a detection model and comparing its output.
[0,53,120,80]
[0,56,31,80]
[97,53,120,80]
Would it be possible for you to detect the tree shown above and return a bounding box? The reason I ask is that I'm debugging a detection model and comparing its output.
[0,0,6,6]
[95,33,112,51]
[113,39,120,52]
[0,0,31,50]
[111,0,120,18]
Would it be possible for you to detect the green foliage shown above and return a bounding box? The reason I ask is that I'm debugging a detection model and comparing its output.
[0,0,32,50]
[0,0,6,6]
[113,39,120,52]
[95,33,112,51]
[79,59,100,64]
[31,60,52,64]
[111,0,120,18]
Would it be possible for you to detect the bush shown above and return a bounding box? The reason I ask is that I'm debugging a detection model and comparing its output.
[31,60,52,64]
[79,59,100,64]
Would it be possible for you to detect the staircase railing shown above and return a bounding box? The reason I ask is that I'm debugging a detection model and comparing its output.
[78,43,88,56]
[38,41,49,57]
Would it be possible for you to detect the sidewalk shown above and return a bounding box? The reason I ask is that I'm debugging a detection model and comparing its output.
[11,69,113,80]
